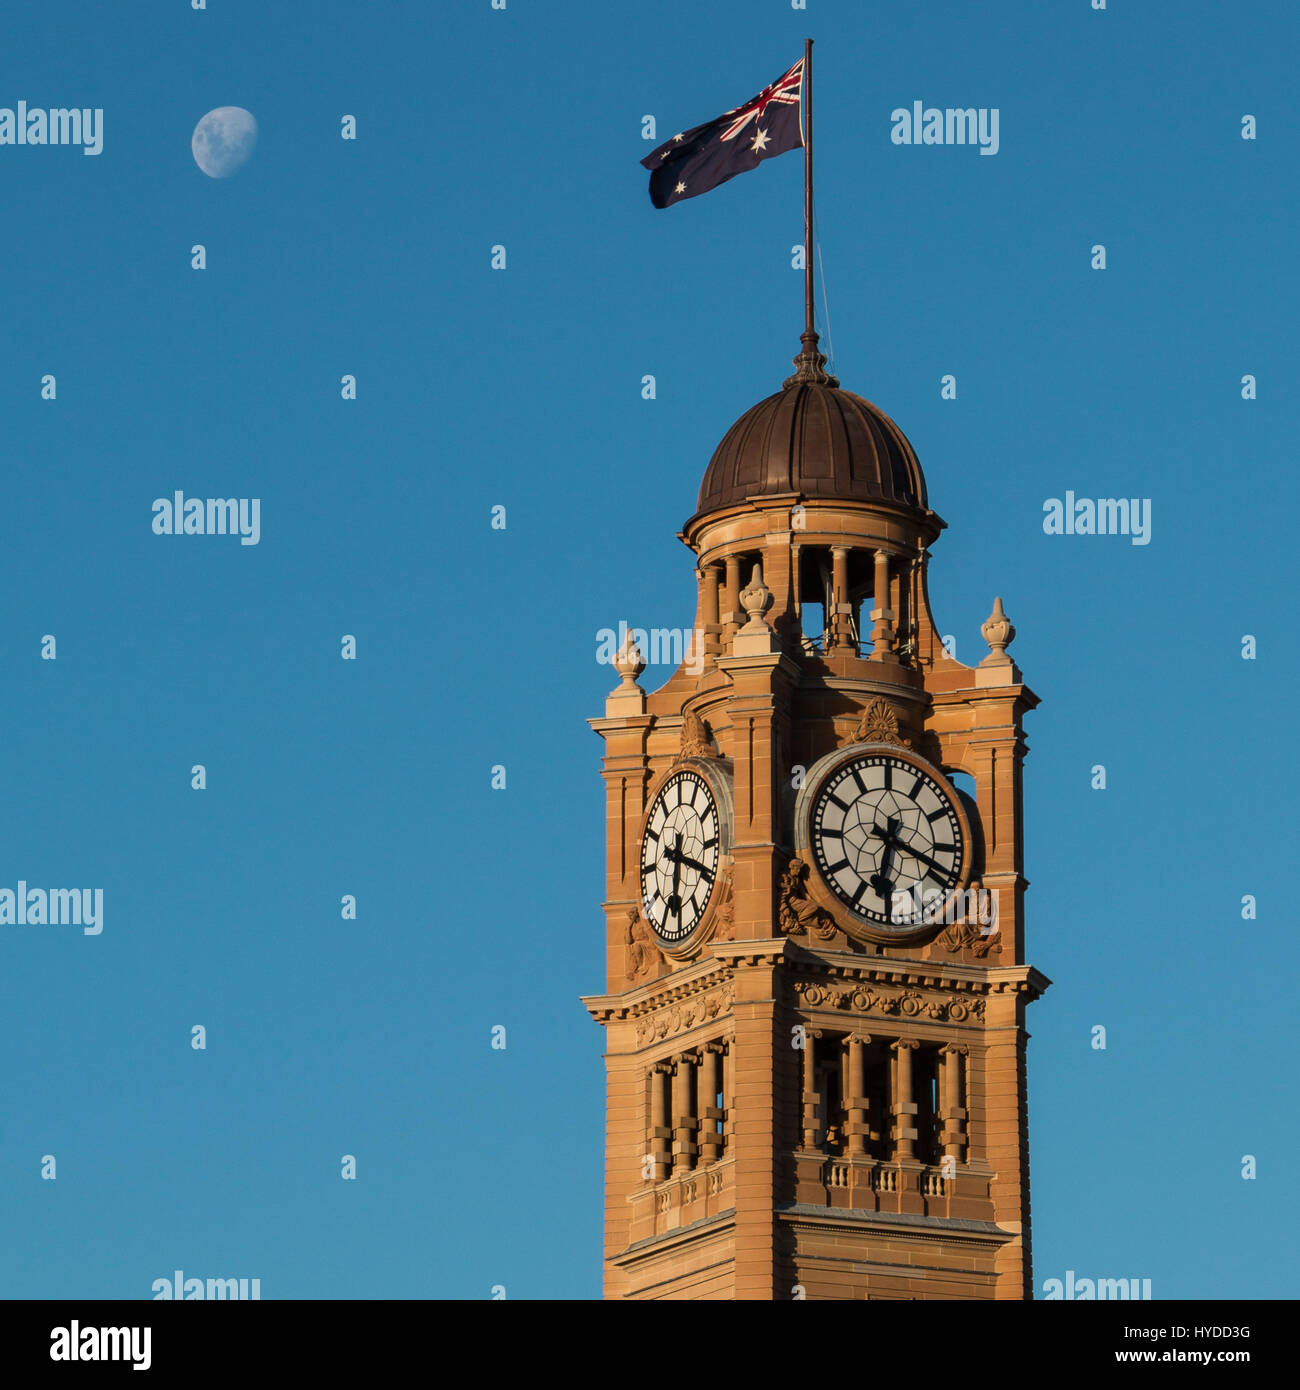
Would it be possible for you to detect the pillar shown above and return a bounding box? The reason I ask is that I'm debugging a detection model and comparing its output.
[801,1029,822,1150]
[845,1033,870,1157]
[890,1038,918,1160]
[872,548,896,657]
[830,545,851,651]
[671,1053,697,1174]
[699,1043,724,1163]
[649,1062,672,1180]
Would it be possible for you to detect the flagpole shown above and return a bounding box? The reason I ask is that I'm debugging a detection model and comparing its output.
[803,36,814,343]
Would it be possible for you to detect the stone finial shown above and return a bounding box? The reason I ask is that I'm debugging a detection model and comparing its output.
[976,596,1021,685]
[731,563,779,657]
[980,596,1016,660]
[739,563,773,627]
[612,632,646,690]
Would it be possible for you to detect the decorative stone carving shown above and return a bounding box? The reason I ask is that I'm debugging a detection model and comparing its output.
[838,695,912,750]
[633,982,734,1045]
[793,978,985,1024]
[678,709,714,760]
[625,908,662,983]
[937,912,1001,959]
[779,856,836,940]
[711,876,736,941]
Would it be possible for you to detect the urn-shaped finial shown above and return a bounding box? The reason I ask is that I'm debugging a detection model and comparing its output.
[613,631,646,689]
[981,596,1016,659]
[739,562,774,628]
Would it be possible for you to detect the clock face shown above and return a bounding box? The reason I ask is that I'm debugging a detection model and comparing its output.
[809,753,964,928]
[640,769,721,943]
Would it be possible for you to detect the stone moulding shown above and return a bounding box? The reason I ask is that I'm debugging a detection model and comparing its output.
[793,978,985,1023]
[632,982,736,1045]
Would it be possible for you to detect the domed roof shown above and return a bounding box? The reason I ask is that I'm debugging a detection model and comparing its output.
[693,336,928,520]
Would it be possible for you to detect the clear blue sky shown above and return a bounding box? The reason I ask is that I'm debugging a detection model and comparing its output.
[1,0,1295,1299]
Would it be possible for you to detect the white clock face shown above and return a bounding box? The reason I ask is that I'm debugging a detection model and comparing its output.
[640,769,720,943]
[810,753,964,928]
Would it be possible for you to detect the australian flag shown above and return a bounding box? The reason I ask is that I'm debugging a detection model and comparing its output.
[641,58,804,208]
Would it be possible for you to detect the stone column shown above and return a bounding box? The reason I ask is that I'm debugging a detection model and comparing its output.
[701,563,722,659]
[871,548,896,658]
[671,1053,697,1174]
[890,1038,919,1160]
[722,555,743,645]
[801,1029,822,1150]
[939,1044,968,1164]
[830,545,851,651]
[845,1033,871,1157]
[649,1062,672,1180]
[699,1043,724,1163]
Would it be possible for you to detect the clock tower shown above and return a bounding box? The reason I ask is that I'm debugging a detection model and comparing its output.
[583,331,1049,1300]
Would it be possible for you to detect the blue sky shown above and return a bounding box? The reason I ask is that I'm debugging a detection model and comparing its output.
[0,0,1295,1299]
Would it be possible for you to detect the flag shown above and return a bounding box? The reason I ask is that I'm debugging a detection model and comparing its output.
[641,58,804,209]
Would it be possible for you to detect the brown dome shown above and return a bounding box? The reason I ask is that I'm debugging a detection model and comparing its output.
[694,371,928,520]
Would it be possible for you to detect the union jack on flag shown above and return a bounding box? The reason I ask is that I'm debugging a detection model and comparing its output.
[641,58,805,209]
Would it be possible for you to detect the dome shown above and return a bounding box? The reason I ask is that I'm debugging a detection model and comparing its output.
[693,338,929,521]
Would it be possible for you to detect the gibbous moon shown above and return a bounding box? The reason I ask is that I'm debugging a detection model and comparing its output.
[191,107,258,178]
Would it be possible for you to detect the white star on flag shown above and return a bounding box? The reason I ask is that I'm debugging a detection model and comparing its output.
[674,181,687,195]
[751,127,770,153]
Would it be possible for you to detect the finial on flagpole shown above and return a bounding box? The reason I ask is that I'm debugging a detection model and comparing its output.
[784,328,839,388]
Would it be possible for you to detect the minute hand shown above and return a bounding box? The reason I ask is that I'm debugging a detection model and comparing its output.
[880,832,951,878]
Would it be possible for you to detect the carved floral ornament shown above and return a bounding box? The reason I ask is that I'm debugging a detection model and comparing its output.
[677,709,714,761]
[634,982,735,1045]
[793,978,986,1024]
[837,696,908,750]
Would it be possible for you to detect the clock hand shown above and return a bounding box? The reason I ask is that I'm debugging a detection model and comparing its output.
[869,838,895,905]
[879,828,949,879]
[668,833,684,908]
[674,853,714,879]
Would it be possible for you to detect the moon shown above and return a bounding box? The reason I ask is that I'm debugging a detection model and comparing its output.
[191,107,258,179]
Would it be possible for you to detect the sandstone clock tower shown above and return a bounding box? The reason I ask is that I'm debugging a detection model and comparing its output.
[583,331,1049,1300]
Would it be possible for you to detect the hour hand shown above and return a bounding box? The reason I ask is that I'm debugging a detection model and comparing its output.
[675,852,714,879]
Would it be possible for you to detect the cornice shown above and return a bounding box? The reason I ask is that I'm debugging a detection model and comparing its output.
[776,1202,1013,1246]
[784,945,1052,1001]
[581,953,731,1023]
[582,943,1051,1028]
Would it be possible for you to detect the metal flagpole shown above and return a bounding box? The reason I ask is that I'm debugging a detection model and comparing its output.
[803,36,814,342]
